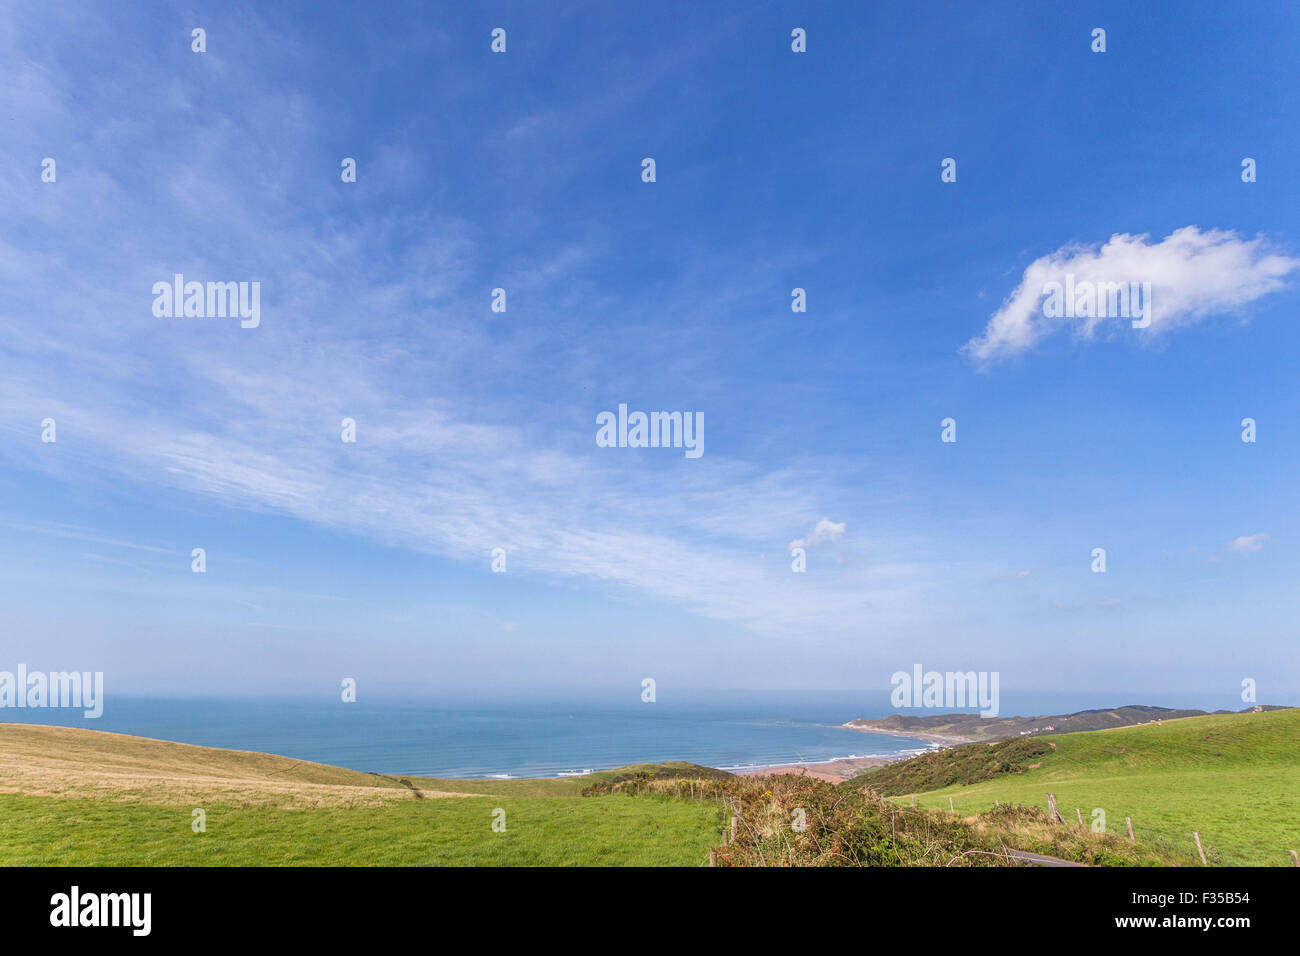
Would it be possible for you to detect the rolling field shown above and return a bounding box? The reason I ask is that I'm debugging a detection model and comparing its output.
[882,709,1300,866]
[0,792,724,866]
[3,714,1295,866]
[0,724,725,866]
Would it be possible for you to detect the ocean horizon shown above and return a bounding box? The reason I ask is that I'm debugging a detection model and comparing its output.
[1,696,935,778]
[0,691,1262,779]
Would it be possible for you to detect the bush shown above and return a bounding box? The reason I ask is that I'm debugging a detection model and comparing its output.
[583,773,1187,867]
[844,737,1054,795]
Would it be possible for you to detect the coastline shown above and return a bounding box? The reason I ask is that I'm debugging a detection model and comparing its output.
[469,740,937,782]
[0,712,955,783]
[730,733,940,783]
[730,753,917,783]
[728,721,983,783]
[839,720,980,748]
[449,725,952,782]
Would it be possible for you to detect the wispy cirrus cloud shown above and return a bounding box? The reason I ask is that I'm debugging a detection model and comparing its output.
[964,227,1299,364]
[0,5,946,640]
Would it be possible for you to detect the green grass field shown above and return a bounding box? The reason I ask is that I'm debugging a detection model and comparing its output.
[3,714,1295,866]
[0,792,725,866]
[881,709,1300,866]
[0,724,727,866]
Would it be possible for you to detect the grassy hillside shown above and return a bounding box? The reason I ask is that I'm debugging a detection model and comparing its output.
[0,724,724,866]
[0,722,474,807]
[4,715,1293,866]
[0,792,724,866]
[850,735,1056,795]
[854,709,1300,866]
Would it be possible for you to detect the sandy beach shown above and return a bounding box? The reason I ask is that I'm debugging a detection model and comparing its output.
[732,753,909,783]
[839,720,979,748]
[730,720,976,782]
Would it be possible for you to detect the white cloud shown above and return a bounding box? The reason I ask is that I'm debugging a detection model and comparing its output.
[964,227,1299,364]
[789,517,846,551]
[1229,533,1268,553]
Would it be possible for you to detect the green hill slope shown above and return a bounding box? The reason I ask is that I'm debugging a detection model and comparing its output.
[852,709,1300,866]
[0,724,726,865]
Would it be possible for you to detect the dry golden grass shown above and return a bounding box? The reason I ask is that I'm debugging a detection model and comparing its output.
[0,723,481,809]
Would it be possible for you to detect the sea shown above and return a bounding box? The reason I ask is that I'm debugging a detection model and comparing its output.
[5,690,1244,779]
[2,694,935,779]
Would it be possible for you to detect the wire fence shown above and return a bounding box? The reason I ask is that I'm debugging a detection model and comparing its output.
[908,736,1298,867]
[928,792,1294,867]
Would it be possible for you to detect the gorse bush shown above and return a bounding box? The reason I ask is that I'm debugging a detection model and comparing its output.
[584,772,1189,867]
[846,737,1055,795]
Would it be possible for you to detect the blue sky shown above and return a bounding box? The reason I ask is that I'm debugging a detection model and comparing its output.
[1,0,1298,707]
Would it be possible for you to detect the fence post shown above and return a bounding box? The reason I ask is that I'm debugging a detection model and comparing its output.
[1076,808,1083,826]
[1193,831,1207,865]
[1126,817,1135,843]
[708,849,717,867]
[1290,850,1298,867]
[1046,793,1064,824]
[949,796,954,812]
[730,815,738,843]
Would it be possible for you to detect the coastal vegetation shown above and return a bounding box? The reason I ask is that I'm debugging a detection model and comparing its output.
[848,736,1057,795]
[2,709,1294,866]
[849,709,1300,866]
[582,770,1182,865]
